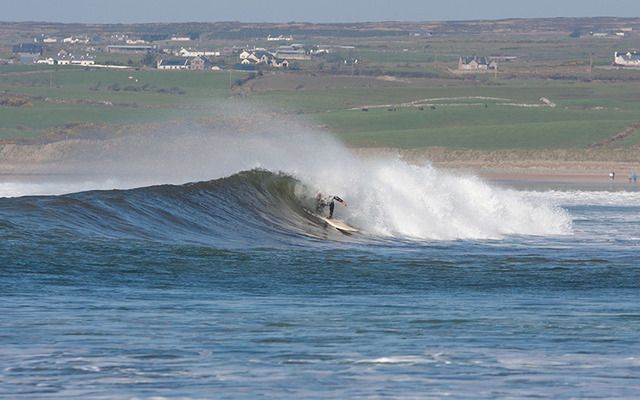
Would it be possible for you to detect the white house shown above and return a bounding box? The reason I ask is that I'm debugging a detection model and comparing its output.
[157,59,190,70]
[189,56,205,70]
[241,50,274,64]
[458,55,497,71]
[63,36,89,44]
[170,36,191,42]
[271,58,289,68]
[614,51,640,67]
[71,59,95,66]
[55,53,95,66]
[267,35,293,41]
[36,57,55,65]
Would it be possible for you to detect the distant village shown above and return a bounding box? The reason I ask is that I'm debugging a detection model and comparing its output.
[7,32,335,72]
[5,28,640,72]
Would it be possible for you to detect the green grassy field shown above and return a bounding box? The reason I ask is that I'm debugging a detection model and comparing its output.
[248,77,640,149]
[2,62,640,150]
[0,66,238,139]
[323,108,634,149]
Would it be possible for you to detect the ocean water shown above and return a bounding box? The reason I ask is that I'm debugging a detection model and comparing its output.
[2,170,639,399]
[1,129,639,398]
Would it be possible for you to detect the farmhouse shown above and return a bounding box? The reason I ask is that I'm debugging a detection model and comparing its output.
[157,59,190,70]
[54,53,96,66]
[271,58,289,68]
[63,36,89,44]
[239,50,252,60]
[458,55,497,71]
[240,50,275,65]
[189,56,205,70]
[35,57,55,65]
[71,58,96,66]
[614,51,640,67]
[267,35,293,41]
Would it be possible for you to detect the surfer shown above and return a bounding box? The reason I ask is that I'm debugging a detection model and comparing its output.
[315,193,348,219]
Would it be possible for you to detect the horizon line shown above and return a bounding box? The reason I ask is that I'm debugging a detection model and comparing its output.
[0,15,637,26]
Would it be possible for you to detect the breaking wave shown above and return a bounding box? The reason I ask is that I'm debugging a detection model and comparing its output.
[0,110,572,244]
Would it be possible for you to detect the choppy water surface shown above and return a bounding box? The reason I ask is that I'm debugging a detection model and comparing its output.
[1,170,639,399]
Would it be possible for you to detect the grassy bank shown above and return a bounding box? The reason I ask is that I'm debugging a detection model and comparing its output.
[248,76,640,149]
[0,66,238,139]
[2,65,640,151]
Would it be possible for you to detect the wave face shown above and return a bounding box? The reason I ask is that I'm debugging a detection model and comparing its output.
[0,111,571,243]
[0,171,335,247]
[0,169,571,247]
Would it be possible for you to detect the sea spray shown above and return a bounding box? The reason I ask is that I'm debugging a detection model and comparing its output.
[0,107,571,240]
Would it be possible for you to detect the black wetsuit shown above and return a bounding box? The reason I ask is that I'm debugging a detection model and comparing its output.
[316,195,345,219]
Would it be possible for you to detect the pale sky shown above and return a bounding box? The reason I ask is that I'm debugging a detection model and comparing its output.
[2,0,640,23]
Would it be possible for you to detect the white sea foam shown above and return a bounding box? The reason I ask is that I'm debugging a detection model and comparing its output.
[0,107,573,240]
[520,190,640,207]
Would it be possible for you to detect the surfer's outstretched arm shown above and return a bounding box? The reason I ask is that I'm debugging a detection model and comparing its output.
[333,196,348,207]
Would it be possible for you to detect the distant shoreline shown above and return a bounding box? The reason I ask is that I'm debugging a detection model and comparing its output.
[354,147,640,185]
[2,140,638,187]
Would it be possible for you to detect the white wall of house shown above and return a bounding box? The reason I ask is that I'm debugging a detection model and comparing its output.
[614,52,640,67]
[36,58,55,65]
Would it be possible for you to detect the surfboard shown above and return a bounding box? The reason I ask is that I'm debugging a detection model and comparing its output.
[320,217,359,233]
[302,208,359,233]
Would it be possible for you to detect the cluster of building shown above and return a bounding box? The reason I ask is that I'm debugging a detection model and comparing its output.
[157,56,222,71]
[239,50,290,69]
[15,28,640,73]
[614,51,640,67]
[590,27,633,38]
[9,30,337,72]
[458,56,498,71]
[33,35,90,44]
[458,50,640,71]
[236,44,315,69]
[267,35,293,42]
[36,50,95,66]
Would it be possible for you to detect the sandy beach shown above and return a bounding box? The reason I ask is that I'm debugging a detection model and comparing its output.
[1,137,639,189]
[352,147,640,187]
